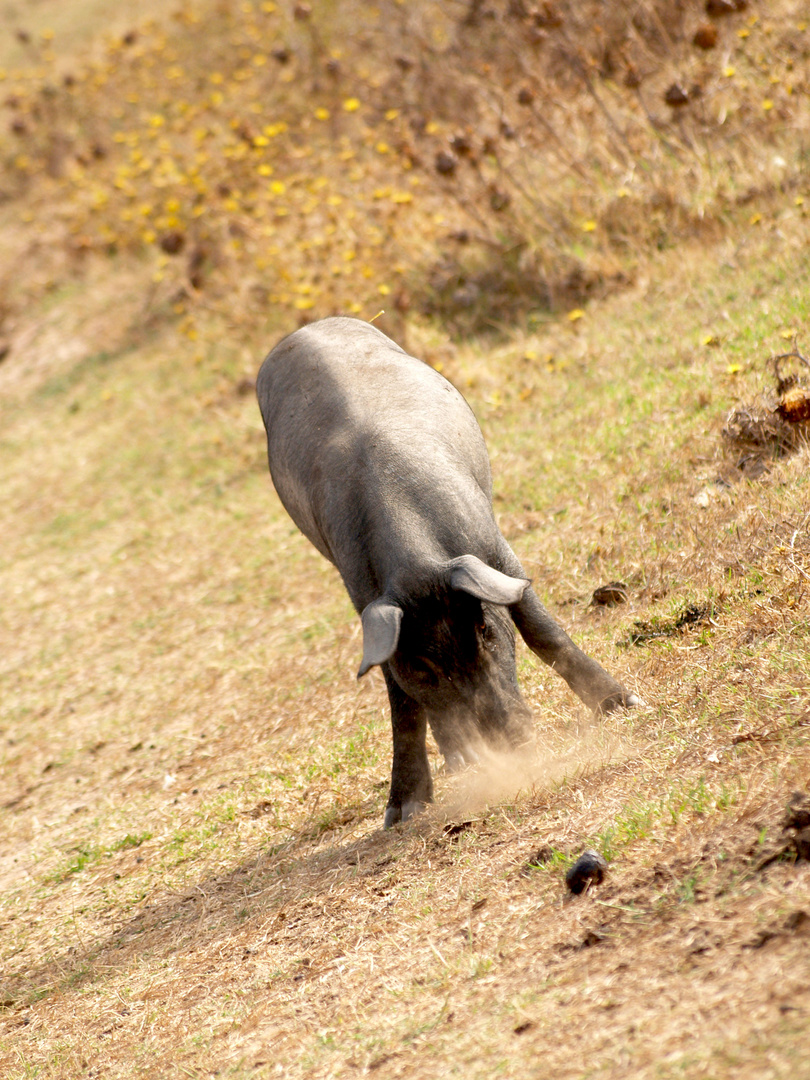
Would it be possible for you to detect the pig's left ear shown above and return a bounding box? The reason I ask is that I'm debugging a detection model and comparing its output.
[358,599,403,677]
[446,555,530,606]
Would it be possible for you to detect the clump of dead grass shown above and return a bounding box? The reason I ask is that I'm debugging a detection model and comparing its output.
[723,339,810,476]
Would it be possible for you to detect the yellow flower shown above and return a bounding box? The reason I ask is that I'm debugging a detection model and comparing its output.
[762,99,774,111]
[567,309,585,322]
[726,364,740,375]
[314,107,330,121]
[342,97,360,112]
[582,220,597,232]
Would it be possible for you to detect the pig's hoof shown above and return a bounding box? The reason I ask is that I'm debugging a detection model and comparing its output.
[383,799,427,829]
[597,690,644,715]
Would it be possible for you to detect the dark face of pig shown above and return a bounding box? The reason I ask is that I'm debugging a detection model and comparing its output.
[386,589,532,766]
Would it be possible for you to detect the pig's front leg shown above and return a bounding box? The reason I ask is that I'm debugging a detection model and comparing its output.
[382,667,433,828]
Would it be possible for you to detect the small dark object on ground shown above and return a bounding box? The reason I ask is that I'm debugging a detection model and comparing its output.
[435,150,458,175]
[693,23,718,49]
[565,849,607,894]
[591,582,628,607]
[783,791,810,831]
[622,602,710,647]
[753,791,810,871]
[664,83,690,107]
[784,792,810,861]
[706,0,741,15]
[442,820,477,840]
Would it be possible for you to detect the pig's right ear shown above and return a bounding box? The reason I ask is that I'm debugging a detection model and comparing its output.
[358,599,403,677]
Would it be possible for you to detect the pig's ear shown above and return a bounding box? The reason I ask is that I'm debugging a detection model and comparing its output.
[358,599,403,677]
[447,555,530,606]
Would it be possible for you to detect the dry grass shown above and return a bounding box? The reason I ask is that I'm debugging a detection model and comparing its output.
[2,2,810,1078]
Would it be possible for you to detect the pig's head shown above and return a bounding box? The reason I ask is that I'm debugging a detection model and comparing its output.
[358,556,533,765]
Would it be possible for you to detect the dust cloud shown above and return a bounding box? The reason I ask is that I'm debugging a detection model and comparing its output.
[438,719,636,821]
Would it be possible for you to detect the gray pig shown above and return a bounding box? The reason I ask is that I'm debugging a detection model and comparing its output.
[257,317,639,828]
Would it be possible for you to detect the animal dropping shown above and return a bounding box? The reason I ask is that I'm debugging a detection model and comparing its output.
[565,849,608,894]
[256,318,640,828]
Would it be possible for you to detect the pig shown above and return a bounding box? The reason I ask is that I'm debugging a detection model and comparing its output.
[256,317,639,828]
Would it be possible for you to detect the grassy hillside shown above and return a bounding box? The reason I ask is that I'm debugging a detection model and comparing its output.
[1,2,809,1078]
